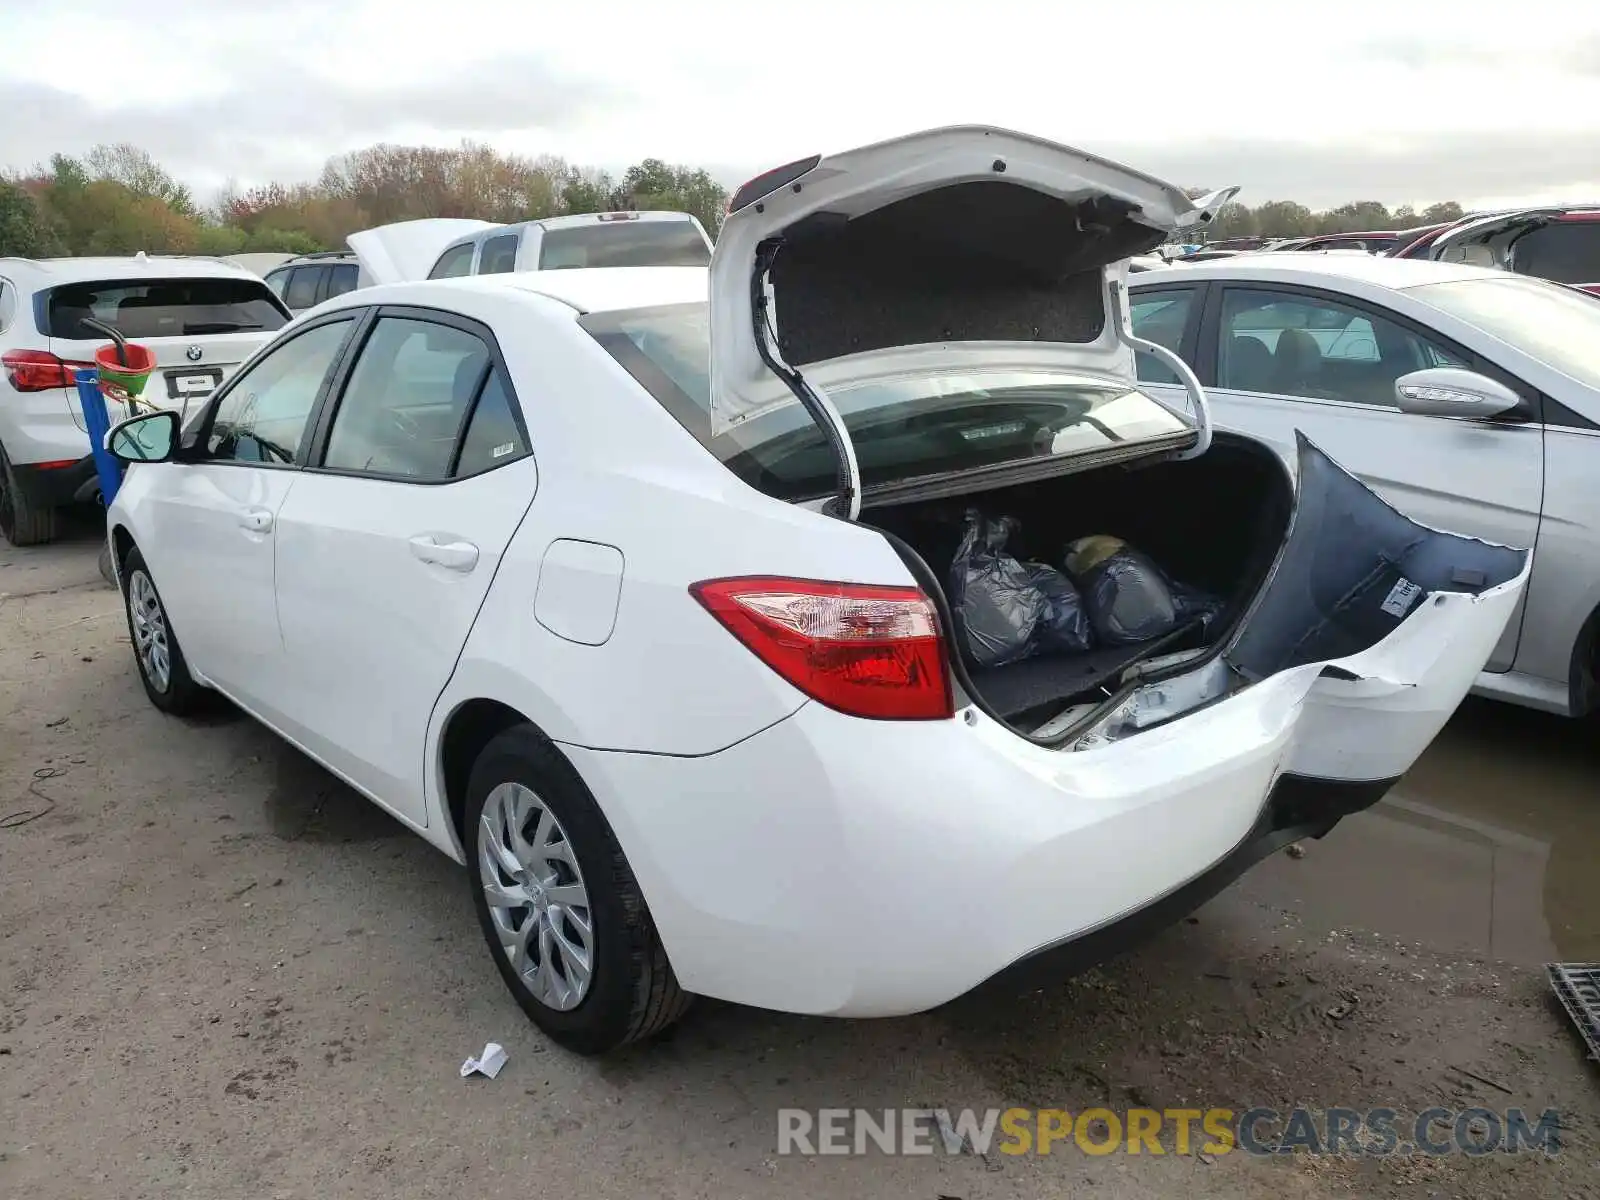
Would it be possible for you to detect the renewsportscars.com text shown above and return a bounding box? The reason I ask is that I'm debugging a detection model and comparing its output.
[776,1106,1563,1158]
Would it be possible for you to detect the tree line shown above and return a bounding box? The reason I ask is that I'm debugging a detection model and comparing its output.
[0,139,1471,259]
[0,141,730,258]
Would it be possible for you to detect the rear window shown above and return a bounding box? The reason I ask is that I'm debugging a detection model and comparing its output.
[537,220,710,270]
[1511,221,1600,286]
[582,302,1191,501]
[44,277,289,340]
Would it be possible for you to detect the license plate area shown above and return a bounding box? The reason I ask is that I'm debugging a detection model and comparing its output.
[166,368,223,400]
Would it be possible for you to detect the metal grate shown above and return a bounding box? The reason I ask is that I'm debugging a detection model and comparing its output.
[1547,964,1600,1062]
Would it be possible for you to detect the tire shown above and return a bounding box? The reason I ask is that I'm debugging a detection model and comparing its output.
[465,725,692,1055]
[0,440,59,547]
[121,546,207,715]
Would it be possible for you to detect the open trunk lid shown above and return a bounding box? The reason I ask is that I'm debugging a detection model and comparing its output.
[346,218,502,285]
[708,126,1236,514]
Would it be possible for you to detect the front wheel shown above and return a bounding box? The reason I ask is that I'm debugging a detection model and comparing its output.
[465,725,691,1055]
[121,546,206,715]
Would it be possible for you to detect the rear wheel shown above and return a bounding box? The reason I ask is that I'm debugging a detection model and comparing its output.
[0,441,59,547]
[121,547,206,715]
[465,725,691,1055]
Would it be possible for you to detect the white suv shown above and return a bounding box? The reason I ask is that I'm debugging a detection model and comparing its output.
[0,255,289,544]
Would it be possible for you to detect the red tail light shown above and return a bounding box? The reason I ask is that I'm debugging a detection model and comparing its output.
[3,350,92,393]
[691,576,954,721]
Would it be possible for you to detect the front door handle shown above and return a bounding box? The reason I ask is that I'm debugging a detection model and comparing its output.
[239,508,274,533]
[408,534,479,573]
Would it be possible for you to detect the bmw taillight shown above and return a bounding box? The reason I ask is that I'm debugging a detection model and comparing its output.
[691,576,954,721]
[3,350,92,392]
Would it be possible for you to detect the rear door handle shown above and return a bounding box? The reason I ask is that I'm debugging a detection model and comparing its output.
[408,534,479,573]
[239,508,274,533]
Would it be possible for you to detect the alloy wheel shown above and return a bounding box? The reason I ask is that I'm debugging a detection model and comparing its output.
[477,781,595,1011]
[127,570,172,693]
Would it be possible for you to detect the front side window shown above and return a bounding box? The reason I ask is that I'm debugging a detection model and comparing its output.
[1130,288,1198,386]
[322,317,495,480]
[582,303,1191,502]
[477,235,519,275]
[428,244,476,280]
[205,318,353,464]
[1216,288,1464,405]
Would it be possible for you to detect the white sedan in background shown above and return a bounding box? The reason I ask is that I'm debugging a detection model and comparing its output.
[1129,254,1600,720]
[101,127,1527,1055]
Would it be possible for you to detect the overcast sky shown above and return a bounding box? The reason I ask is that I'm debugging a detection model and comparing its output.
[4,0,1599,212]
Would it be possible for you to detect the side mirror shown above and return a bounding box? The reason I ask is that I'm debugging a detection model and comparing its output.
[107,409,179,464]
[1393,368,1522,420]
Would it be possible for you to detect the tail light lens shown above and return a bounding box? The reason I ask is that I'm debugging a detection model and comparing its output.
[3,350,91,392]
[691,576,954,721]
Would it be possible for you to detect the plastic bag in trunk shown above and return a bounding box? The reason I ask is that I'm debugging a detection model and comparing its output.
[1066,535,1181,645]
[949,511,1093,667]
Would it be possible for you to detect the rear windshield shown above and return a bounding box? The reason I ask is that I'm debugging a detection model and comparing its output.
[537,221,710,270]
[44,277,290,340]
[582,302,1192,501]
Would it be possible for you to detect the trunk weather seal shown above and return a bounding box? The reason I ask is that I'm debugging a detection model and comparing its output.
[750,238,862,520]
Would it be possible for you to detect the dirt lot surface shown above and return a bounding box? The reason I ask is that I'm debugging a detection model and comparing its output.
[3,527,1598,1199]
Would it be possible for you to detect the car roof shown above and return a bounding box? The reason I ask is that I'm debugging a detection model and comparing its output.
[1131,252,1501,291]
[0,255,262,286]
[338,265,709,316]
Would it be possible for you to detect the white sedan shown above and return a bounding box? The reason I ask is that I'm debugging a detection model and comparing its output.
[102,127,1528,1055]
[1129,253,1600,719]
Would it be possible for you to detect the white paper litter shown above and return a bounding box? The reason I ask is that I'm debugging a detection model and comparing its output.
[459,1042,508,1079]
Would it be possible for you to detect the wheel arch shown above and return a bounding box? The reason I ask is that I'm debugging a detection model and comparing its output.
[1572,600,1600,717]
[437,697,549,860]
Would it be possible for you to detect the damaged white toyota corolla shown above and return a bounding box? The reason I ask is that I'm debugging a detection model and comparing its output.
[102,127,1531,1055]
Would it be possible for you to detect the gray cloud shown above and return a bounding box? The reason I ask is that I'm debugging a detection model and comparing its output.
[6,69,1600,212]
[1362,33,1600,76]
[0,55,633,188]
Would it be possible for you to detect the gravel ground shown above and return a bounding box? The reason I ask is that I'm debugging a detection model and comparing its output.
[2,531,1597,1199]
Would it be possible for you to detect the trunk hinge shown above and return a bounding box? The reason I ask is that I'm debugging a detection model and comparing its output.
[1110,278,1213,460]
[750,238,863,520]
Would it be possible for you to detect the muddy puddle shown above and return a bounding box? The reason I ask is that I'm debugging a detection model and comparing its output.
[1237,697,1600,964]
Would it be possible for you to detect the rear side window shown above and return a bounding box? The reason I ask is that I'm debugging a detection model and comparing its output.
[264,269,291,300]
[537,220,710,269]
[428,244,476,279]
[324,263,359,299]
[454,371,527,476]
[0,281,14,331]
[284,267,323,310]
[44,277,289,339]
[1511,222,1600,286]
[321,316,527,481]
[478,235,519,275]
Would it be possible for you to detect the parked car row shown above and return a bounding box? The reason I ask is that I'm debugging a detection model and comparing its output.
[94,126,1537,1056]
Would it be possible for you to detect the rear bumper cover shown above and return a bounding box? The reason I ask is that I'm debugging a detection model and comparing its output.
[10,455,97,507]
[963,771,1397,1001]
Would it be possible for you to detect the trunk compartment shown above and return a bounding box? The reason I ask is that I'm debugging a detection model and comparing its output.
[869,433,1292,727]
[868,433,1528,741]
